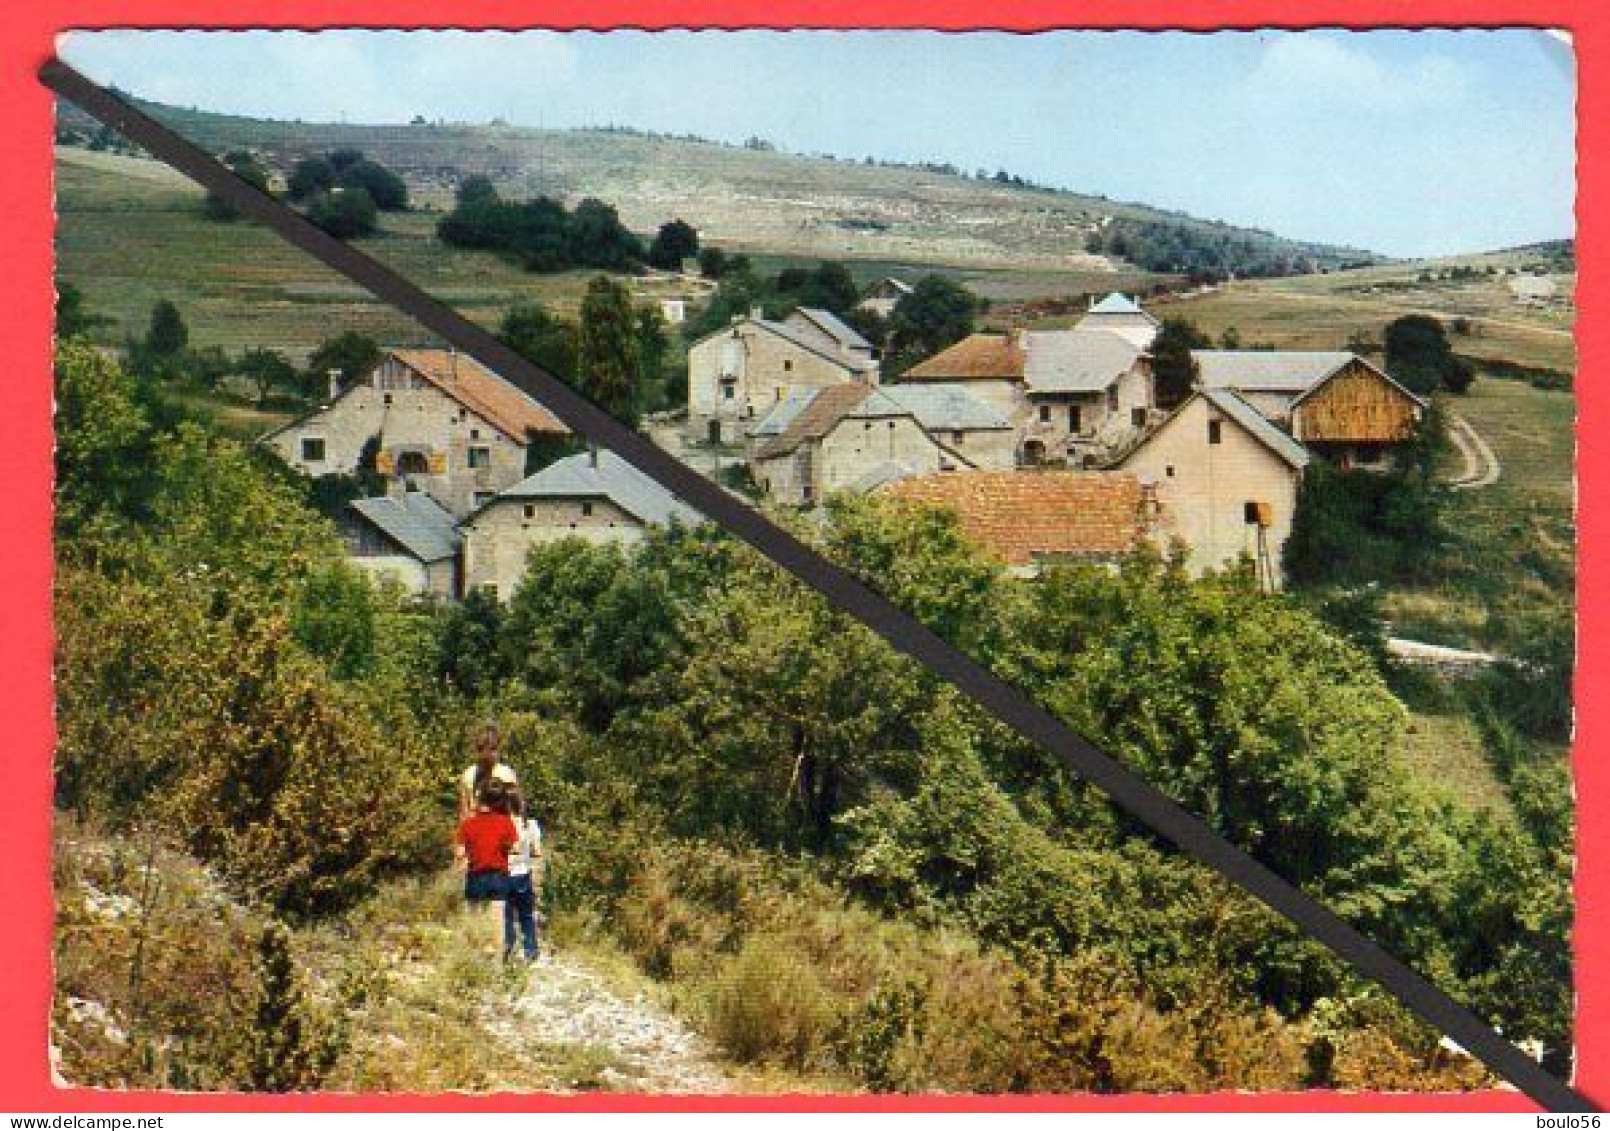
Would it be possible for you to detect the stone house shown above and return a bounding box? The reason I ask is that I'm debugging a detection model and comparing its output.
[1075,292,1161,348]
[748,384,968,507]
[686,310,878,446]
[1116,387,1310,587]
[1193,351,1426,470]
[856,276,913,319]
[460,449,702,600]
[880,470,1153,576]
[878,384,1016,470]
[262,348,569,518]
[338,492,461,599]
[1021,328,1156,467]
[900,331,1029,422]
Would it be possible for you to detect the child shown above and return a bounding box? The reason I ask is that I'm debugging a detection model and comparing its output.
[456,780,518,957]
[504,800,544,962]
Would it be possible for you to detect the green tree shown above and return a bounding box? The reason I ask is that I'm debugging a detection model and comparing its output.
[454,174,499,208]
[577,275,642,425]
[291,564,378,681]
[327,147,365,173]
[497,302,577,380]
[145,300,189,359]
[647,219,699,271]
[885,275,981,375]
[286,156,335,202]
[306,331,382,393]
[205,150,271,222]
[237,348,301,407]
[54,342,158,539]
[698,247,729,279]
[1384,315,1474,396]
[336,158,408,211]
[241,921,344,1090]
[307,187,377,239]
[1149,317,1212,408]
[55,281,104,340]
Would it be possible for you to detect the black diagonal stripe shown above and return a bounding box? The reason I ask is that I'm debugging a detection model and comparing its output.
[41,56,1592,1111]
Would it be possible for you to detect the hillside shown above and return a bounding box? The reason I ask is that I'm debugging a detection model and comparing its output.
[59,96,1381,280]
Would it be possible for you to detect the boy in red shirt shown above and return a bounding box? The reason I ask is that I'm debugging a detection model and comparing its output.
[456,780,518,957]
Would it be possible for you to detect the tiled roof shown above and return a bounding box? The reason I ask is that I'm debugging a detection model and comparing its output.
[488,449,703,527]
[1023,328,1144,393]
[882,470,1146,566]
[902,333,1025,381]
[752,384,878,458]
[348,493,461,563]
[789,307,872,352]
[390,348,568,440]
[879,384,1011,431]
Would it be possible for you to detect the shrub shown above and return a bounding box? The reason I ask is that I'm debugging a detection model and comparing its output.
[307,187,378,239]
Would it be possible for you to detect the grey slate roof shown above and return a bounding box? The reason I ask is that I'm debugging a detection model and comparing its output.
[750,388,820,438]
[348,493,461,563]
[880,384,1011,431]
[1023,328,1145,394]
[848,461,919,494]
[790,307,872,352]
[491,449,703,526]
[1192,350,1355,394]
[754,318,877,373]
[1199,388,1312,469]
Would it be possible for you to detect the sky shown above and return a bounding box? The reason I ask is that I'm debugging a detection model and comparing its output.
[60,28,1576,259]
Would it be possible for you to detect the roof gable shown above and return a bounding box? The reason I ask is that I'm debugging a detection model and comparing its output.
[753,384,877,458]
[788,307,872,352]
[347,493,461,563]
[1123,389,1310,471]
[902,333,1025,381]
[1023,328,1145,393]
[484,449,702,527]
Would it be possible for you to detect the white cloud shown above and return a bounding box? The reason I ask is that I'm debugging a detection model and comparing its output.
[1240,33,1475,112]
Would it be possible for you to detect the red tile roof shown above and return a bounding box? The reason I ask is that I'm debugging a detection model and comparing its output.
[391,348,568,440]
[882,470,1145,566]
[902,333,1025,381]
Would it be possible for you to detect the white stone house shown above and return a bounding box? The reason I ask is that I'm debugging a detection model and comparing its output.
[1116,387,1310,587]
[338,492,461,599]
[460,449,703,600]
[1021,329,1156,467]
[262,348,569,518]
[748,384,971,507]
[686,310,879,446]
[900,331,1029,423]
[1075,292,1161,348]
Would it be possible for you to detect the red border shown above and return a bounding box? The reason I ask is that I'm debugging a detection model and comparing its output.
[2,1,1590,1112]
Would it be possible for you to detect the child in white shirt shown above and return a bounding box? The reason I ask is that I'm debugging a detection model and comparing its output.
[503,808,544,962]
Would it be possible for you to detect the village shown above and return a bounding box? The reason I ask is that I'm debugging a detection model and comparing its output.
[264,284,1427,599]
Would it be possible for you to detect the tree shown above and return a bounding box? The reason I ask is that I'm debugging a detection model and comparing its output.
[784,261,860,315]
[54,342,158,538]
[306,331,381,392]
[568,198,645,271]
[455,174,499,208]
[327,147,366,173]
[497,302,578,380]
[307,187,377,239]
[698,247,729,279]
[286,156,335,202]
[885,275,982,375]
[206,150,271,221]
[145,300,189,358]
[237,348,301,407]
[336,158,408,211]
[577,275,642,425]
[647,219,700,271]
[1149,317,1212,409]
[55,281,104,340]
[1384,315,1474,396]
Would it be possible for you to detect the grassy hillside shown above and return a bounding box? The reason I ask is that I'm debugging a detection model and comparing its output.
[61,96,1379,279]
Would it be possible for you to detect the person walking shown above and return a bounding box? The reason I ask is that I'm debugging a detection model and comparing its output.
[456,779,518,957]
[503,800,544,962]
[458,720,518,823]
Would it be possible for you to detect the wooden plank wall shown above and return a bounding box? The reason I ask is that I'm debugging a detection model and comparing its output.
[1293,362,1420,442]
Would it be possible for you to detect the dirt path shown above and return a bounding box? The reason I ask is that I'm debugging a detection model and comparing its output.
[1445,412,1502,490]
[481,952,731,1094]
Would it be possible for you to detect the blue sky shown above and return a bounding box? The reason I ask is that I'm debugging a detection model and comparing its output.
[61,28,1575,258]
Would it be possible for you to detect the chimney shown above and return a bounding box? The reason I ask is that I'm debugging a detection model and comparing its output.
[587,444,600,470]
[327,367,342,401]
[448,346,459,382]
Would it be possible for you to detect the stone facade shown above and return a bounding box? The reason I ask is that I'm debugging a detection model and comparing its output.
[754,412,952,506]
[1022,362,1156,467]
[1118,395,1302,583]
[461,496,645,599]
[687,319,873,445]
[263,353,550,518]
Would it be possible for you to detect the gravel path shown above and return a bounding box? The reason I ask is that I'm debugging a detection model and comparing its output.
[481,953,731,1094]
[1446,412,1502,490]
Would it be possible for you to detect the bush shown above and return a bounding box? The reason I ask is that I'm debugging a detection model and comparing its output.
[307,187,377,239]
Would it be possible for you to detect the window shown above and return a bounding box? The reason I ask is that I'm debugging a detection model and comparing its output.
[953,431,966,446]
[1166,465,1176,478]
[300,437,326,462]
[468,446,491,469]
[783,359,794,373]
[523,504,535,520]
[723,385,735,401]
[1131,407,1147,428]
[1069,405,1082,433]
[470,428,480,440]
[383,393,393,407]
[1039,405,1051,424]
[582,502,594,518]
[1208,420,1223,445]
[1107,387,1119,412]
